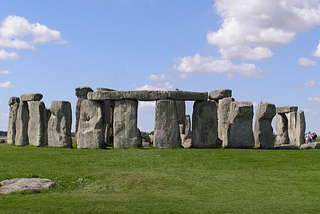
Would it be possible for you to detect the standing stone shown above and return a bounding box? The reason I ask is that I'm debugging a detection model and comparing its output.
[176,100,186,135]
[28,101,47,147]
[254,103,276,149]
[295,111,306,147]
[113,100,140,148]
[47,101,72,148]
[77,100,105,149]
[288,112,297,145]
[15,101,29,146]
[218,97,233,147]
[7,97,20,145]
[96,88,112,145]
[276,113,289,144]
[154,100,181,148]
[192,101,218,148]
[75,86,93,135]
[184,115,191,138]
[226,101,254,148]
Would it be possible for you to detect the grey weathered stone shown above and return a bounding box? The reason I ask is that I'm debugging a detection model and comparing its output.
[96,88,116,92]
[154,100,181,148]
[88,91,124,100]
[8,96,20,106]
[288,112,297,145]
[0,178,55,194]
[226,101,254,148]
[47,101,72,148]
[15,101,29,146]
[113,100,140,148]
[75,86,93,98]
[254,103,276,149]
[123,90,168,101]
[7,103,19,145]
[167,91,208,101]
[21,93,43,102]
[75,86,93,134]
[28,101,47,147]
[276,113,289,145]
[218,97,233,147]
[184,115,191,138]
[300,142,320,149]
[208,89,232,101]
[192,101,218,148]
[276,106,298,114]
[77,100,105,149]
[295,111,306,147]
[176,100,186,134]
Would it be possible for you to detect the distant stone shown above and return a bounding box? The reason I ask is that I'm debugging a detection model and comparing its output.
[208,89,232,101]
[142,142,150,147]
[75,86,93,98]
[7,103,19,145]
[88,91,124,100]
[47,101,72,148]
[218,97,233,147]
[254,103,276,149]
[167,91,208,101]
[154,100,181,148]
[182,138,192,148]
[276,106,298,114]
[8,96,20,106]
[296,111,306,147]
[274,144,299,150]
[28,101,48,147]
[123,90,168,101]
[288,112,297,145]
[300,142,320,149]
[15,102,29,146]
[21,93,43,102]
[113,100,140,148]
[184,115,191,138]
[176,100,186,135]
[226,101,254,148]
[77,100,105,149]
[0,178,55,194]
[192,101,218,148]
[276,113,289,145]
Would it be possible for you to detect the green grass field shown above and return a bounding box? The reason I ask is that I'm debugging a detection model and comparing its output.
[1,144,320,213]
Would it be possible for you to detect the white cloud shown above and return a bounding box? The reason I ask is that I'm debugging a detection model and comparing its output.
[298,57,317,66]
[303,109,318,116]
[179,73,190,79]
[172,54,266,78]
[138,101,155,112]
[311,41,320,57]
[300,80,320,86]
[0,81,15,88]
[0,49,19,60]
[307,97,320,102]
[0,70,10,74]
[157,82,174,90]
[208,1,320,60]
[134,84,167,91]
[219,46,273,60]
[147,73,174,81]
[0,15,66,50]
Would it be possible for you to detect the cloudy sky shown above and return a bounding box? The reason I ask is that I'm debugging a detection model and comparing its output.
[0,0,319,133]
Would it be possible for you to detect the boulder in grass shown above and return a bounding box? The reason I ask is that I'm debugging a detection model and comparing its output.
[0,178,55,194]
[300,142,320,149]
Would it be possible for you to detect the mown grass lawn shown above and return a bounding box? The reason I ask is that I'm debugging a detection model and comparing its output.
[1,143,320,213]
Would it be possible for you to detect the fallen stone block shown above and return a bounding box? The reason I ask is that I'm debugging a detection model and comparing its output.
[0,178,55,194]
[300,142,320,149]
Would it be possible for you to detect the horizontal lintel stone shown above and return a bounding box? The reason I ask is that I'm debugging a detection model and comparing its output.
[208,89,232,101]
[276,106,298,114]
[21,93,43,102]
[87,90,208,101]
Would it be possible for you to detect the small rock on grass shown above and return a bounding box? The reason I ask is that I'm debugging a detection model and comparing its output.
[0,178,55,194]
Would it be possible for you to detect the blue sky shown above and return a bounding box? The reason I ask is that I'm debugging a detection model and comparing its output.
[0,0,319,134]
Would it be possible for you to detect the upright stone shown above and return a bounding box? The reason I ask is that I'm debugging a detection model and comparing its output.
[28,101,47,147]
[7,97,20,145]
[288,112,297,145]
[295,111,306,147]
[48,101,72,148]
[184,115,191,138]
[254,103,276,149]
[176,100,186,134]
[113,100,140,148]
[77,100,105,149]
[75,86,93,134]
[218,97,233,147]
[192,101,218,148]
[96,88,112,145]
[15,102,29,146]
[154,100,181,148]
[276,113,289,144]
[226,101,254,148]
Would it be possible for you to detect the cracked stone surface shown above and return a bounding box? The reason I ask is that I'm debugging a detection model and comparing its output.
[0,178,55,194]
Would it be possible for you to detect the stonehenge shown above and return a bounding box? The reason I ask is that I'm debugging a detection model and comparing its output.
[6,88,307,150]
